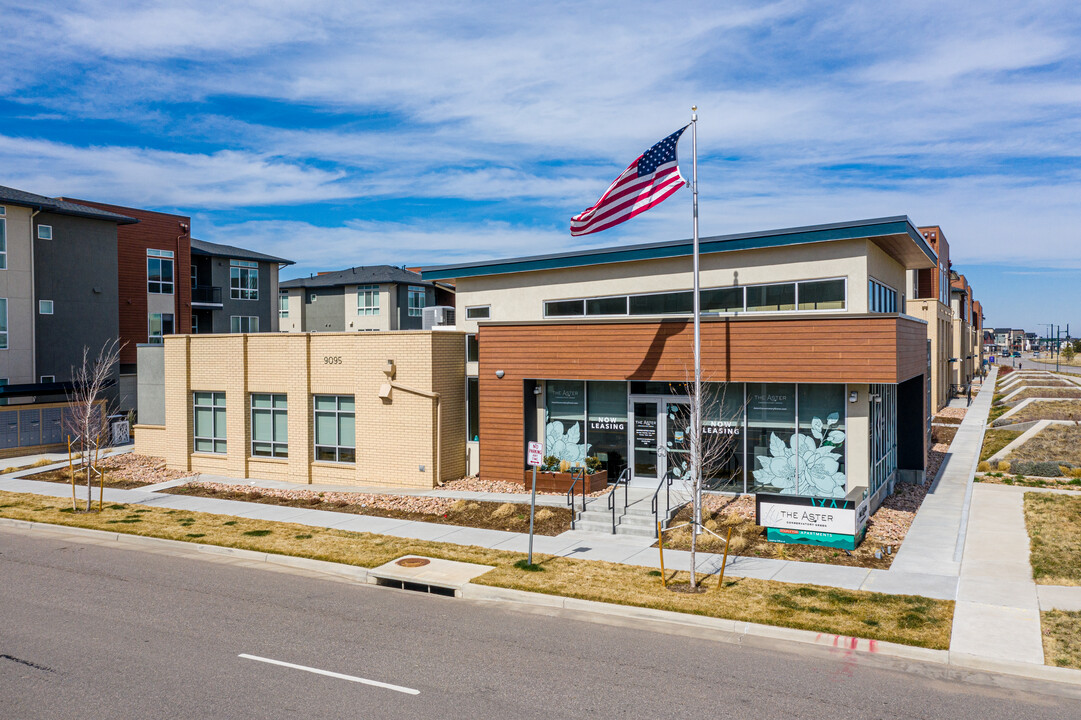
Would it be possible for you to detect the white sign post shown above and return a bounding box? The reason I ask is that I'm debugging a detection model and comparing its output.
[526,441,543,566]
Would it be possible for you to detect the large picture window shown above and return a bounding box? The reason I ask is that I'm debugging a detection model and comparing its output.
[230,259,259,300]
[193,392,226,454]
[251,394,287,458]
[230,315,259,333]
[545,380,587,466]
[586,381,627,475]
[314,395,355,463]
[357,285,379,315]
[147,250,174,294]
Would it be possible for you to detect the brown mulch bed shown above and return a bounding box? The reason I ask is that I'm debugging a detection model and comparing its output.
[926,443,949,480]
[931,425,957,445]
[442,475,611,498]
[936,407,968,421]
[25,454,191,490]
[658,480,928,570]
[165,481,573,535]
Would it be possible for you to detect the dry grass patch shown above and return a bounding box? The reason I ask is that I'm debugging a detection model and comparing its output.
[1006,400,1081,424]
[1007,424,1081,465]
[1042,610,1081,669]
[1009,388,1081,402]
[980,429,1023,462]
[0,458,56,475]
[0,490,953,648]
[1024,493,1081,585]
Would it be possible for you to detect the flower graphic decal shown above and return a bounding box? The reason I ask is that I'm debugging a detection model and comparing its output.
[545,419,590,466]
[752,413,846,498]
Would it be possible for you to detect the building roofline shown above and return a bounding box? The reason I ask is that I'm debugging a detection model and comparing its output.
[421,216,936,281]
[0,185,139,225]
[190,238,295,265]
[280,265,434,290]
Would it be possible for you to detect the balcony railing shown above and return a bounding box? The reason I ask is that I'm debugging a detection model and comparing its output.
[191,285,222,305]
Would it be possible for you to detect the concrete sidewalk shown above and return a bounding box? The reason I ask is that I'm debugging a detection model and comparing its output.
[891,367,998,577]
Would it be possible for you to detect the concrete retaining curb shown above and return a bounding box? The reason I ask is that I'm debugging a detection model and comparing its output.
[4,515,1081,697]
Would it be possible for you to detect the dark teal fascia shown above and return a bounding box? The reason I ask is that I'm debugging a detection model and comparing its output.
[422,216,936,280]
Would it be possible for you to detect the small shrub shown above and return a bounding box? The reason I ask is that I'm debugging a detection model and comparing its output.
[584,455,604,474]
[1009,461,1063,477]
[535,508,554,522]
[450,499,469,512]
[977,461,992,472]
[997,461,1011,472]
[558,459,571,473]
[491,503,515,518]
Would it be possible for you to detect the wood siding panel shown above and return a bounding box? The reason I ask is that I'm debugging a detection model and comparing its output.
[478,316,927,482]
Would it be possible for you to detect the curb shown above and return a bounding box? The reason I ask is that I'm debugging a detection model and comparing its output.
[4,516,1081,697]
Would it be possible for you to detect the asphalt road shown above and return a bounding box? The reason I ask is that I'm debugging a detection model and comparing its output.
[1,527,1079,719]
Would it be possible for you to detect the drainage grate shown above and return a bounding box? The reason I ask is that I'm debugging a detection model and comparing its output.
[373,577,456,597]
[395,557,431,568]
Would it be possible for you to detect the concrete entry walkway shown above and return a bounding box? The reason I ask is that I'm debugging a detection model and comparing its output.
[890,367,998,577]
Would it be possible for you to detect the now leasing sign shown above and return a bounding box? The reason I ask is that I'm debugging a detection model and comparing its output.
[755,493,869,550]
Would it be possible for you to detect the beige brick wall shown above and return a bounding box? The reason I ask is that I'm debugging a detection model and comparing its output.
[153,331,466,488]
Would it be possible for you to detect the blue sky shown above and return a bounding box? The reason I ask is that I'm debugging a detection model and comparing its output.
[1,1,1079,332]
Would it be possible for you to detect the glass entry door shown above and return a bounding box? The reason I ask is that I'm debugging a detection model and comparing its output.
[631,401,659,482]
[664,401,692,482]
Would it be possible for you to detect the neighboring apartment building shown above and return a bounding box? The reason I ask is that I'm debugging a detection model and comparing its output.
[950,273,974,387]
[63,199,193,410]
[190,239,293,335]
[424,216,935,532]
[279,266,440,333]
[906,225,953,412]
[0,185,135,454]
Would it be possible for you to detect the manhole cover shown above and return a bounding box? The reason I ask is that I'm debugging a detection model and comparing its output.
[396,557,431,568]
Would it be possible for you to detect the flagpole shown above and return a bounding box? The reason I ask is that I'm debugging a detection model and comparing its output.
[691,106,702,535]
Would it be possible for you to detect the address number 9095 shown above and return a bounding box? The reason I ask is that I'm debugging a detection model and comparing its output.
[323,356,343,365]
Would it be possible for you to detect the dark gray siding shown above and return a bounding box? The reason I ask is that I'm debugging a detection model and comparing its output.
[396,284,436,330]
[33,212,120,387]
[304,285,345,331]
[207,257,276,333]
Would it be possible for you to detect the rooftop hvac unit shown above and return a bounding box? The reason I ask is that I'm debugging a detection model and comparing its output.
[422,305,456,330]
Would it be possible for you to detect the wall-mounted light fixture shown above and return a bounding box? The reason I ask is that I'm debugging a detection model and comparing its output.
[848,391,858,403]
[495,370,505,379]
[533,386,542,395]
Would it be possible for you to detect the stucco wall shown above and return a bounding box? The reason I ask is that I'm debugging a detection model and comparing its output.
[0,204,35,385]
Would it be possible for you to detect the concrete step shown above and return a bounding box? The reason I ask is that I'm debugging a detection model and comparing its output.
[614,523,660,539]
[575,519,616,534]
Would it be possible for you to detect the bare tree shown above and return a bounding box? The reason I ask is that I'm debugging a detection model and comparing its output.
[64,340,121,511]
[667,376,746,588]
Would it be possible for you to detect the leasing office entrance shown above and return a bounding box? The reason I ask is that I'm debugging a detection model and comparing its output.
[629,394,690,487]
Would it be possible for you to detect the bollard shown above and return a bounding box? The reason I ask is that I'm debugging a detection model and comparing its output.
[717,526,732,589]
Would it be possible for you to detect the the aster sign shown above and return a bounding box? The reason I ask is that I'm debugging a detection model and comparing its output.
[755,492,869,550]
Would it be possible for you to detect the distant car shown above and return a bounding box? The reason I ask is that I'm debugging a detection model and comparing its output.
[1012,352,1021,358]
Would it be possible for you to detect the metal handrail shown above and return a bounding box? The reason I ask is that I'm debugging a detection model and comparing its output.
[651,468,678,537]
[608,468,630,534]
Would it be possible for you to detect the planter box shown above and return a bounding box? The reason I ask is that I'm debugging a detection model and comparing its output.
[522,469,608,493]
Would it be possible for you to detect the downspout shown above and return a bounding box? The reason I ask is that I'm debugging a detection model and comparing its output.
[389,381,441,483]
[29,209,40,383]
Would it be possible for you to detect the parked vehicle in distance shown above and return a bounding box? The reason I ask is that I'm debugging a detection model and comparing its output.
[1012,352,1021,358]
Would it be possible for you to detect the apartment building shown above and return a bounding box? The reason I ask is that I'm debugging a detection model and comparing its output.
[279,266,440,333]
[906,225,953,411]
[950,273,974,387]
[190,239,293,335]
[424,216,935,547]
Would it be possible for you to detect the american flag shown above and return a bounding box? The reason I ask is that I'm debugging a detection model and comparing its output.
[570,126,688,236]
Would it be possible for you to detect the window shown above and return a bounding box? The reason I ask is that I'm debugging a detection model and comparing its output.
[466,334,479,363]
[191,264,198,285]
[0,215,6,270]
[746,283,795,312]
[147,250,175,294]
[314,395,355,463]
[466,377,479,442]
[279,290,289,318]
[357,285,379,315]
[465,305,490,320]
[797,279,846,310]
[869,279,898,313]
[0,378,6,407]
[230,316,259,333]
[38,300,54,315]
[586,296,628,315]
[148,313,174,343]
[629,290,692,315]
[37,225,52,240]
[230,259,259,300]
[40,375,55,383]
[544,299,584,317]
[701,287,744,313]
[193,392,227,454]
[191,314,199,334]
[407,286,426,317]
[0,298,6,349]
[251,394,287,458]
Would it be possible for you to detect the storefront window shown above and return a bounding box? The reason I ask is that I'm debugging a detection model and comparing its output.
[544,380,587,465]
[796,385,846,498]
[747,383,796,493]
[701,382,745,490]
[586,381,627,475]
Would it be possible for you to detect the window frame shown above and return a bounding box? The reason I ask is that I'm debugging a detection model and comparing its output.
[36,224,52,240]
[795,277,847,312]
[278,290,289,318]
[250,393,288,458]
[230,315,259,333]
[147,250,175,295]
[407,285,426,317]
[313,394,356,463]
[193,391,227,454]
[357,284,380,316]
[148,313,174,344]
[0,215,6,270]
[0,297,7,349]
[465,305,490,320]
[38,300,54,315]
[230,259,259,301]
[39,375,55,383]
